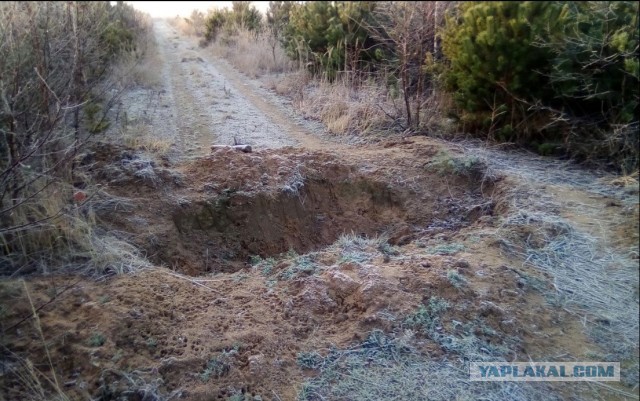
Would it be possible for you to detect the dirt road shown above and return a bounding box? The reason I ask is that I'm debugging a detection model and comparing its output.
[128,20,328,159]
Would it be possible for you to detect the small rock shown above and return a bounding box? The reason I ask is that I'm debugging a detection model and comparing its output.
[248,354,265,375]
[500,289,521,298]
[338,261,360,271]
[295,277,337,314]
[73,191,87,203]
[500,319,516,331]
[455,259,470,269]
[355,279,387,310]
[479,301,504,317]
[325,270,359,297]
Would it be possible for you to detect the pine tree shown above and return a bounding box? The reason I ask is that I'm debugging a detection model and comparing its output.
[441,1,565,138]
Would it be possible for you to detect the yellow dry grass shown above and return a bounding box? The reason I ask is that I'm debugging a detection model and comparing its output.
[208,30,295,78]
[120,123,172,155]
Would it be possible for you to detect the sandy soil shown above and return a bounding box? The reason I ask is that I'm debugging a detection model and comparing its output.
[0,19,638,401]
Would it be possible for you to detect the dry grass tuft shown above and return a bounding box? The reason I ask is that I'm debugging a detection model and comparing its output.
[293,74,399,137]
[110,17,162,89]
[607,170,639,188]
[266,69,454,139]
[208,31,295,78]
[265,70,312,106]
[119,122,172,156]
[496,194,639,356]
[0,179,151,277]
[484,170,639,384]
[0,283,71,400]
[168,16,193,36]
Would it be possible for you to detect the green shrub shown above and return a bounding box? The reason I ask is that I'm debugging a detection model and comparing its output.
[200,356,230,381]
[101,22,135,57]
[426,151,486,179]
[204,2,262,44]
[541,1,639,126]
[297,351,324,369]
[204,9,230,43]
[231,1,262,34]
[200,348,237,381]
[441,1,564,137]
[88,332,106,347]
[446,269,467,289]
[441,1,639,170]
[284,1,378,78]
[404,296,450,335]
[538,1,639,171]
[0,1,150,274]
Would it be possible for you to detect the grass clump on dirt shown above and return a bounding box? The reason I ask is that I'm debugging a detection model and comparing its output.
[253,234,399,282]
[200,346,240,382]
[404,297,449,335]
[250,255,277,276]
[281,167,306,197]
[332,234,398,264]
[425,151,489,180]
[426,243,465,256]
[88,332,107,347]
[296,351,324,370]
[119,119,173,157]
[446,269,467,289]
[403,295,518,363]
[252,251,322,280]
[200,355,232,382]
[279,254,320,280]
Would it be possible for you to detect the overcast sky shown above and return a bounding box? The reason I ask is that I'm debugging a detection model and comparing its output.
[125,1,271,18]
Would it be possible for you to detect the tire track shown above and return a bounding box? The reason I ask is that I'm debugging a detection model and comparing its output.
[152,20,300,157]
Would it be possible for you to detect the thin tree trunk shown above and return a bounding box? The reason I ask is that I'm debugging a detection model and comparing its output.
[71,2,82,181]
[6,128,19,207]
[401,42,412,129]
[416,66,423,130]
[433,1,439,55]
[271,43,277,64]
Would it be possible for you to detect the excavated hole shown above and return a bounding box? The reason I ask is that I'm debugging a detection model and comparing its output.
[170,177,408,274]
[90,147,496,276]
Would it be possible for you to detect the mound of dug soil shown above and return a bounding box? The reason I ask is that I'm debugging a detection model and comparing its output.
[90,144,493,275]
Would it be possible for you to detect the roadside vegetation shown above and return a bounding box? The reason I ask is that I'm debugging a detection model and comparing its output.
[0,1,154,275]
[0,3,155,398]
[177,0,638,173]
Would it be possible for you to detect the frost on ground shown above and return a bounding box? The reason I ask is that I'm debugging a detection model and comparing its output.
[1,18,638,401]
